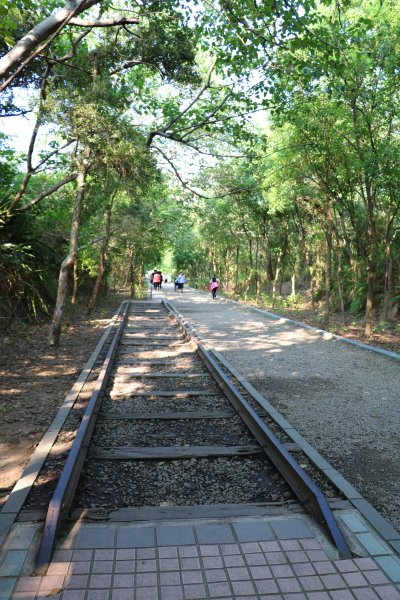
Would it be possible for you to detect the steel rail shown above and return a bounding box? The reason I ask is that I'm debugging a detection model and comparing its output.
[162,300,352,559]
[36,301,130,574]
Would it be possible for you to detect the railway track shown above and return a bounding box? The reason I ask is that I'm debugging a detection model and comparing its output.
[17,301,351,573]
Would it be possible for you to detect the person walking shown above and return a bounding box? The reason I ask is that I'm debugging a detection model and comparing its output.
[210,274,219,300]
[176,272,187,293]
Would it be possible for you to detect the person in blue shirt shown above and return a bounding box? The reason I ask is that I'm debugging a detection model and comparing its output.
[176,272,187,293]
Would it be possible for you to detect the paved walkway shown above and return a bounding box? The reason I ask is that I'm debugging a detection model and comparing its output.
[1,292,400,600]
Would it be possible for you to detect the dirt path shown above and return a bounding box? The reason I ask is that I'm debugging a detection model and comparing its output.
[0,297,122,505]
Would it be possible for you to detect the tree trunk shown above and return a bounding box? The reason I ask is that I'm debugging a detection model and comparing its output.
[48,146,90,346]
[235,245,240,295]
[255,238,259,300]
[71,258,78,305]
[87,197,114,314]
[364,184,377,336]
[323,200,333,331]
[129,250,136,298]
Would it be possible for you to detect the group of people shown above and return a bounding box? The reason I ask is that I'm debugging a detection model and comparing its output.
[150,269,219,299]
[150,270,164,290]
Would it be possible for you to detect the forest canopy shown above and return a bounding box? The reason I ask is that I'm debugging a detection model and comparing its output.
[1,0,399,343]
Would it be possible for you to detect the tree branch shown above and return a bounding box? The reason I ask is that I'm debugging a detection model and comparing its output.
[68,16,139,27]
[19,173,78,212]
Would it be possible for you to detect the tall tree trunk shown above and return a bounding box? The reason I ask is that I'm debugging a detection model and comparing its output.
[323,200,333,331]
[87,196,114,314]
[235,245,240,295]
[364,184,377,336]
[48,146,90,346]
[71,258,78,305]
[129,249,136,298]
[255,237,259,300]
[381,200,397,322]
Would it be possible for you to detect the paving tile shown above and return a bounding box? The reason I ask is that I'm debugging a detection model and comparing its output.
[220,544,241,555]
[260,541,280,552]
[39,575,65,591]
[227,567,250,581]
[62,590,86,600]
[112,574,134,588]
[195,524,234,544]
[320,574,346,589]
[115,550,135,561]
[0,577,16,600]
[298,576,323,591]
[231,580,256,595]
[374,585,400,599]
[233,522,274,542]
[199,545,220,557]
[53,551,73,563]
[111,590,134,600]
[159,547,178,559]
[342,571,369,587]
[87,590,110,600]
[183,583,207,599]
[156,526,195,547]
[329,591,355,599]
[254,578,279,594]
[47,563,71,576]
[72,550,93,561]
[11,593,36,600]
[249,565,272,579]
[353,557,377,570]
[277,577,302,593]
[365,571,391,585]
[136,587,158,600]
[89,574,112,589]
[202,556,223,569]
[281,594,307,600]
[181,571,202,585]
[265,551,287,564]
[270,564,294,578]
[177,547,198,558]
[15,577,41,593]
[334,559,358,573]
[159,559,179,572]
[299,539,321,550]
[159,571,181,585]
[353,589,380,600]
[292,563,316,577]
[340,513,368,533]
[94,550,114,561]
[75,528,115,549]
[306,550,330,562]
[280,540,302,551]
[7,527,37,550]
[64,575,89,589]
[136,548,156,559]
[205,569,227,583]
[270,519,313,540]
[160,585,183,600]
[180,558,201,570]
[239,543,260,553]
[68,561,91,575]
[207,582,232,597]
[0,551,28,576]
[286,551,309,563]
[114,561,135,574]
[245,553,267,566]
[305,593,330,600]
[135,572,157,586]
[136,559,156,573]
[92,561,113,574]
[223,554,245,567]
[356,533,389,556]
[116,527,155,549]
[313,561,336,575]
[375,556,400,583]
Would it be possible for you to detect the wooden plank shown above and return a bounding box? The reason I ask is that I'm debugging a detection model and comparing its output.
[70,502,304,522]
[114,373,204,379]
[117,360,196,366]
[126,390,218,397]
[91,445,262,460]
[123,335,183,340]
[101,410,235,420]
[121,340,184,346]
